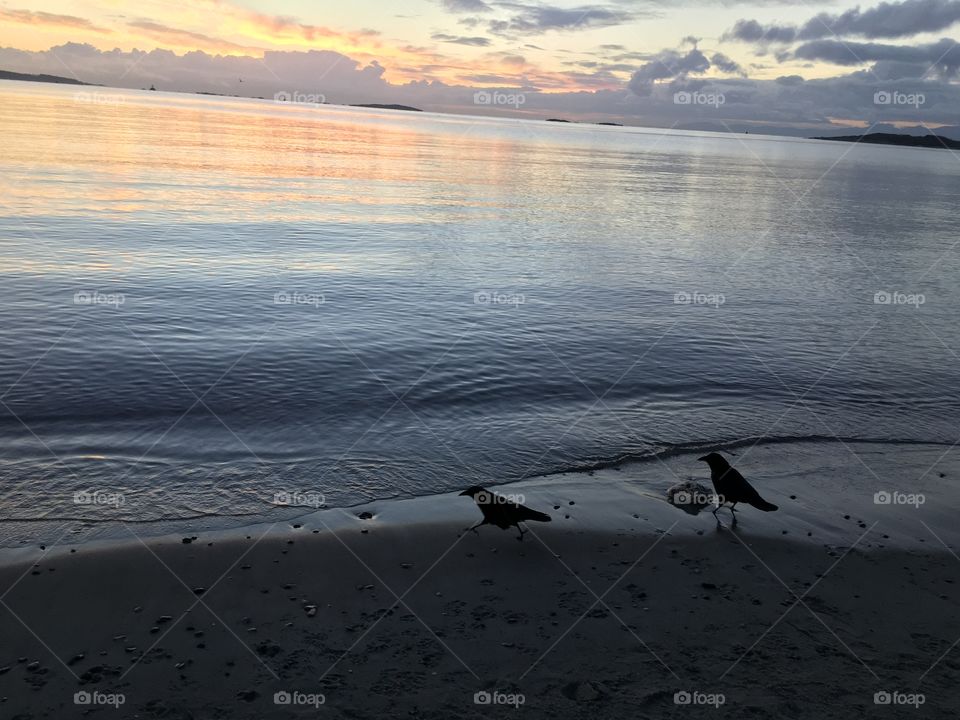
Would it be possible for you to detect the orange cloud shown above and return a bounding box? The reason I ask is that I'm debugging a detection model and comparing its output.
[0,8,110,33]
[128,20,261,54]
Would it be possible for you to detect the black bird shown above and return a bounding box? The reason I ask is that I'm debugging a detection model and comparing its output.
[698,453,778,524]
[459,486,551,541]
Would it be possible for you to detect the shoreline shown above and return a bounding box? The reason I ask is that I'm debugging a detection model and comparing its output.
[2,438,956,559]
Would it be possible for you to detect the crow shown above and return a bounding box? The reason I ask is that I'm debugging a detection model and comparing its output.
[698,453,778,524]
[459,486,551,541]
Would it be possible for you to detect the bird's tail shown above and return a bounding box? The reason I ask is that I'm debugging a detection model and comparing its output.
[749,499,778,512]
[525,510,552,522]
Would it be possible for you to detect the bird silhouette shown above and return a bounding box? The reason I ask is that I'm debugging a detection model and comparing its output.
[698,453,778,524]
[459,486,551,541]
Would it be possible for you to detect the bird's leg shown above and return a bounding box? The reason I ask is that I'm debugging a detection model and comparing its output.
[712,504,722,525]
[730,503,738,526]
[516,524,526,542]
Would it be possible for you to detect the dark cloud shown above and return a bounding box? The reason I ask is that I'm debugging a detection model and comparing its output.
[794,38,960,77]
[711,52,746,76]
[722,19,797,44]
[798,0,960,40]
[488,4,637,36]
[628,47,710,92]
[431,33,492,45]
[726,0,960,46]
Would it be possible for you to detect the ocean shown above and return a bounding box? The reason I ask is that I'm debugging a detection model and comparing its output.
[1,79,958,544]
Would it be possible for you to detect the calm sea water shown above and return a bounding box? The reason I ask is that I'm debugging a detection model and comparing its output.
[1,80,958,537]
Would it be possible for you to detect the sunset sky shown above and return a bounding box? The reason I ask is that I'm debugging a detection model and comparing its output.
[1,0,959,134]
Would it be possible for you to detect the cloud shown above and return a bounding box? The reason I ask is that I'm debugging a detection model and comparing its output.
[628,47,711,91]
[711,52,746,76]
[128,20,259,53]
[440,0,493,11]
[0,8,110,33]
[775,74,805,85]
[722,19,796,44]
[488,4,637,36]
[725,0,960,45]
[238,9,378,45]
[431,33,492,46]
[794,38,960,77]
[798,0,960,40]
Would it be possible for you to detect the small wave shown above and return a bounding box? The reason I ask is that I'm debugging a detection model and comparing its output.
[536,434,955,477]
[0,511,267,524]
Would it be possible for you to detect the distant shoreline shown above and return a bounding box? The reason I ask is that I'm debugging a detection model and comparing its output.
[812,132,960,151]
[0,69,94,86]
[2,68,955,144]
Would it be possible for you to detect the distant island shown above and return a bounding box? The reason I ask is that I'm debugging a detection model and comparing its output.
[196,91,266,100]
[351,103,421,112]
[547,118,624,127]
[813,133,960,151]
[0,69,93,86]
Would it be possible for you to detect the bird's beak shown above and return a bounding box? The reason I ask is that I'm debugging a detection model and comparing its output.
[458,490,470,496]
[697,455,708,462]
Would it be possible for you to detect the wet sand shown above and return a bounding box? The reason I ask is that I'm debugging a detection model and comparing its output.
[1,442,958,719]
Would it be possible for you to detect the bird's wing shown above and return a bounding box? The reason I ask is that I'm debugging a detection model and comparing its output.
[725,468,766,502]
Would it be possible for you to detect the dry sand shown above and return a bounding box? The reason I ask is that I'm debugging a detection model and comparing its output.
[1,442,958,718]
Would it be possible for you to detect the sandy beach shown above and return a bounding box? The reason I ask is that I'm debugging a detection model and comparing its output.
[1,442,957,718]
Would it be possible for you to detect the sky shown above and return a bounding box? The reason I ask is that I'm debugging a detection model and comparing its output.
[1,0,959,135]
